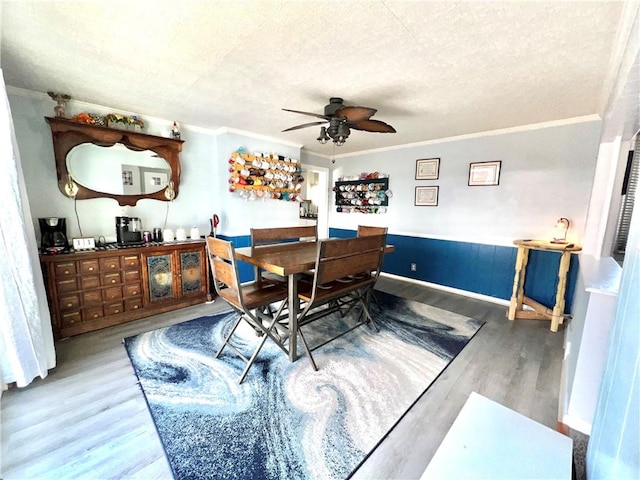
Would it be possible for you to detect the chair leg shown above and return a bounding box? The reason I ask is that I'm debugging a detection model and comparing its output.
[359,291,380,332]
[215,315,243,358]
[238,333,270,384]
[370,290,382,310]
[297,328,318,371]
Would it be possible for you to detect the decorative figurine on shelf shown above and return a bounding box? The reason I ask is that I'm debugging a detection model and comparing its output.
[47,91,71,118]
[171,121,181,139]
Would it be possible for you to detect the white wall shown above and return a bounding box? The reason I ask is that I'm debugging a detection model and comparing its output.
[328,119,602,246]
[8,90,310,243]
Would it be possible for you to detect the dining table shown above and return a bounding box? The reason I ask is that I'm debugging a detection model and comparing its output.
[234,239,394,362]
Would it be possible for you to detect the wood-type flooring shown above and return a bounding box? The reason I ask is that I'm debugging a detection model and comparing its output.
[1,276,565,479]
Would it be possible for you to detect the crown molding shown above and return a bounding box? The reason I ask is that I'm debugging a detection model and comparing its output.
[329,115,602,159]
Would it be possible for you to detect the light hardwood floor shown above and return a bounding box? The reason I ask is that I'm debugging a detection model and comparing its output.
[1,276,564,479]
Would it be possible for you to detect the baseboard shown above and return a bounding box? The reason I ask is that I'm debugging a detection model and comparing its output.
[380,272,511,307]
[562,414,593,435]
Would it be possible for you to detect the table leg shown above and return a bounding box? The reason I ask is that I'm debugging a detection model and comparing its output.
[551,251,571,332]
[508,246,529,320]
[288,273,298,362]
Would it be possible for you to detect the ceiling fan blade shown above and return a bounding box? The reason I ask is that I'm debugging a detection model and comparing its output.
[335,106,377,122]
[349,119,396,133]
[282,108,329,120]
[282,121,328,132]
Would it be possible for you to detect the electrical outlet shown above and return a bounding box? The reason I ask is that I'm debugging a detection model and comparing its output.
[410,263,417,271]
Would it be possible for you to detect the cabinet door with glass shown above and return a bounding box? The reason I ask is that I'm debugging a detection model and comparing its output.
[178,248,207,297]
[145,252,176,303]
[143,243,207,304]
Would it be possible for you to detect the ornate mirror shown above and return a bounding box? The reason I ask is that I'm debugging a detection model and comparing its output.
[46,117,183,206]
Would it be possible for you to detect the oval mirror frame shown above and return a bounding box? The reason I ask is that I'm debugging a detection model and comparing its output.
[46,116,183,206]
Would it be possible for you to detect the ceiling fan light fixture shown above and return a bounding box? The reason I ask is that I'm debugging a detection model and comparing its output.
[284,97,394,148]
[317,126,329,144]
[334,122,350,146]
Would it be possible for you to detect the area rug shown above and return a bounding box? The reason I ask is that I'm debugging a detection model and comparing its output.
[124,290,484,480]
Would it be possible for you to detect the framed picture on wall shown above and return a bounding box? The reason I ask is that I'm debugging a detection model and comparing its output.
[468,161,501,186]
[415,186,439,206]
[416,158,440,180]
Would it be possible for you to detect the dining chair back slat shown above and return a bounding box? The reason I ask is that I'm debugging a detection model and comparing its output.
[251,225,318,246]
[316,235,385,286]
[357,225,388,237]
[251,225,318,285]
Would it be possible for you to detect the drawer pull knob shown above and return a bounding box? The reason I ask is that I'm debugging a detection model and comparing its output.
[66,303,72,307]
[93,314,99,318]
[89,267,94,271]
[134,305,139,309]
[64,270,69,274]
[111,280,116,283]
[114,309,120,313]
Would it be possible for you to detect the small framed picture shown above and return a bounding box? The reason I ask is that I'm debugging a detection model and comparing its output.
[122,170,133,186]
[416,158,440,180]
[415,186,439,206]
[468,161,501,186]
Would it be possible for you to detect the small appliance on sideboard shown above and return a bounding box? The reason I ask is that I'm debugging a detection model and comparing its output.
[116,216,144,246]
[39,217,69,253]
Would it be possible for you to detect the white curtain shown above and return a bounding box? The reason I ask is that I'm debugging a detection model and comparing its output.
[0,69,56,388]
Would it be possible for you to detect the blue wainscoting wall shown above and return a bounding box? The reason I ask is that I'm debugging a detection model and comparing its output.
[330,228,580,311]
[221,229,580,312]
[217,234,255,283]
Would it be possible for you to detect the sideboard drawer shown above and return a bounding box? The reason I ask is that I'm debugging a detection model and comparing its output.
[82,290,102,305]
[54,261,76,277]
[61,311,82,327]
[84,306,104,320]
[105,301,124,316]
[79,259,99,274]
[102,272,121,286]
[103,286,123,301]
[81,275,100,289]
[122,255,140,269]
[100,257,120,271]
[56,278,79,293]
[59,294,80,311]
[124,269,140,283]
[125,298,143,311]
[124,283,142,298]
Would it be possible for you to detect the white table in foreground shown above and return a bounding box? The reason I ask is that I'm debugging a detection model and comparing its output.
[421,392,573,479]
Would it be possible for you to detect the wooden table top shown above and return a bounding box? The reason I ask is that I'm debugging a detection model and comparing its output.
[235,240,395,276]
[514,239,582,253]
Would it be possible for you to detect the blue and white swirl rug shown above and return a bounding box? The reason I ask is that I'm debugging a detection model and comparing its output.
[124,290,484,480]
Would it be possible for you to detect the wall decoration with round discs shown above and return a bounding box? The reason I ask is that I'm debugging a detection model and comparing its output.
[333,172,391,214]
[228,151,304,201]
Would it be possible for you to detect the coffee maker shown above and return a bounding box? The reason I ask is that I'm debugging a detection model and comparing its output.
[116,216,143,246]
[39,217,69,253]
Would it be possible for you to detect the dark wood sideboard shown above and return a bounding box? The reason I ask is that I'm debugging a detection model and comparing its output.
[40,241,209,340]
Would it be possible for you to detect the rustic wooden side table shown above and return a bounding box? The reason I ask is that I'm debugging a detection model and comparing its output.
[507,239,582,332]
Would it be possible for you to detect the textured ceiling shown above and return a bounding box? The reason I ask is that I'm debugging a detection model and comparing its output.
[0,1,626,156]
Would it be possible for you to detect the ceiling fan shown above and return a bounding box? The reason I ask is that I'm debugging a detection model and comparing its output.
[282,97,396,146]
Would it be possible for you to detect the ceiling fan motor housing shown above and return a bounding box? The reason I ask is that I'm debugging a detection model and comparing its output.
[324,97,345,117]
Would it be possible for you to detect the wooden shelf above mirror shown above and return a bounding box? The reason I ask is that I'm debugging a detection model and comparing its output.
[46,117,184,206]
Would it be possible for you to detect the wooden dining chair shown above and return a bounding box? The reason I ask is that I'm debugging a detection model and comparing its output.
[206,236,290,384]
[356,225,388,306]
[295,234,387,370]
[250,224,318,285]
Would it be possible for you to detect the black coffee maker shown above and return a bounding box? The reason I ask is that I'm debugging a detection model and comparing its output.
[39,217,68,253]
[116,216,143,245]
